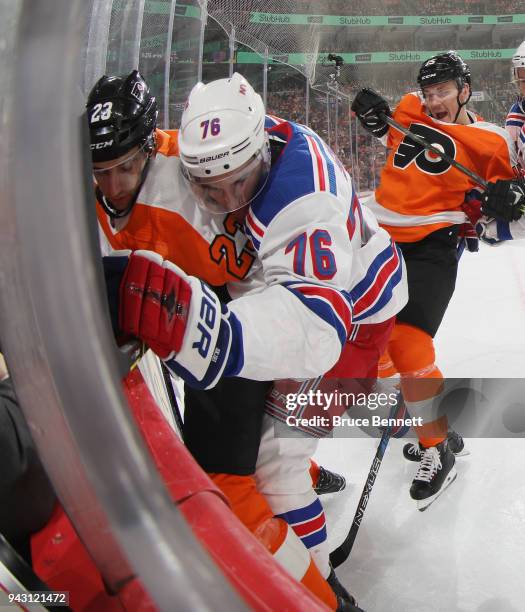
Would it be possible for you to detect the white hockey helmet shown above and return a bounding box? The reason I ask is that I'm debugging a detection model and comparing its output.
[178,73,271,213]
[511,40,525,84]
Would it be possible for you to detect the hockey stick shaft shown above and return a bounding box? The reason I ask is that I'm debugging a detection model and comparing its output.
[379,112,489,189]
[329,397,404,568]
[161,362,184,436]
[329,427,391,568]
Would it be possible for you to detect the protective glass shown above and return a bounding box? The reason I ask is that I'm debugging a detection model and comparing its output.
[182,147,271,214]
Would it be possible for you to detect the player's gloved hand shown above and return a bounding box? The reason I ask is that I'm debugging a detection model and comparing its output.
[351,88,391,138]
[104,250,242,389]
[457,222,479,254]
[119,250,193,360]
[461,194,482,225]
[481,179,525,222]
[475,219,507,246]
[102,250,133,344]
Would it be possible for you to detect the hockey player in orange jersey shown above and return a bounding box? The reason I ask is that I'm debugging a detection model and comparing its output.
[87,70,360,610]
[352,51,518,510]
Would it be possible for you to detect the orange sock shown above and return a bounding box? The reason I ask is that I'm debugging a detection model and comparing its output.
[378,349,398,378]
[210,473,337,609]
[388,323,447,447]
[309,460,320,487]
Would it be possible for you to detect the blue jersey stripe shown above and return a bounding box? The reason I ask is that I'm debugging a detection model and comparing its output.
[308,131,337,195]
[349,243,404,320]
[351,244,398,302]
[301,527,328,549]
[276,498,324,524]
[496,220,513,241]
[507,119,525,127]
[243,225,261,251]
[353,265,403,321]
[284,285,349,347]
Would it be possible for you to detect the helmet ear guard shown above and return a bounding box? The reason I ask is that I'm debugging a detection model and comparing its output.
[86,69,158,162]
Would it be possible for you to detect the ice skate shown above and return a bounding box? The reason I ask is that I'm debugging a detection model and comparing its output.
[327,566,365,612]
[410,438,457,511]
[314,466,346,495]
[403,430,469,462]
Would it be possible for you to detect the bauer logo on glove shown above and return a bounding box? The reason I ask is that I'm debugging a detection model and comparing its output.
[104,250,242,390]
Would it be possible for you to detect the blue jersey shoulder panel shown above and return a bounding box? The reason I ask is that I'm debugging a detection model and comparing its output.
[250,117,338,229]
[506,98,525,128]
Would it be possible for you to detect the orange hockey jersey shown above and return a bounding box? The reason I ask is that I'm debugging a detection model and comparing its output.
[366,92,517,242]
[96,129,258,286]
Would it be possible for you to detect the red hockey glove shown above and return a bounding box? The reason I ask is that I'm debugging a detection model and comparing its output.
[461,196,482,225]
[117,250,240,389]
[457,222,479,253]
[119,251,192,360]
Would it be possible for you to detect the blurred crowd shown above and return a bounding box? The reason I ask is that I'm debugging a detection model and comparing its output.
[267,88,388,192]
[295,0,524,16]
[266,59,521,192]
[237,0,524,191]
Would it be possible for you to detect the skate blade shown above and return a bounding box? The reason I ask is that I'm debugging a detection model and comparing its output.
[416,467,457,512]
[454,448,470,457]
[315,483,346,496]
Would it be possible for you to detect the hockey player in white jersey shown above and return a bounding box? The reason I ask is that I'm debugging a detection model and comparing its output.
[106,73,407,610]
[476,40,525,244]
[169,74,405,385]
[505,40,525,171]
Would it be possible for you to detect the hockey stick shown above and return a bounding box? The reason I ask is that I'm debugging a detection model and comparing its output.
[378,112,489,189]
[160,362,184,436]
[329,395,406,568]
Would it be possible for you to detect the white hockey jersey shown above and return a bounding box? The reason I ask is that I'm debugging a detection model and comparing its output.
[505,97,525,170]
[101,126,407,386]
[479,100,525,243]
[221,117,408,381]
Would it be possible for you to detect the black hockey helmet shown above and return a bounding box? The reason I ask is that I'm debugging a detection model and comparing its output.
[86,69,158,162]
[417,51,471,91]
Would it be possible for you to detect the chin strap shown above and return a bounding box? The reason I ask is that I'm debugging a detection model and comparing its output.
[452,81,472,123]
[96,150,154,220]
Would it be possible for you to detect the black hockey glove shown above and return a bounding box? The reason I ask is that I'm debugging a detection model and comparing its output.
[481,179,525,222]
[351,88,391,138]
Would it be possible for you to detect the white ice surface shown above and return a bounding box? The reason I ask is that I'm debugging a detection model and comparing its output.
[314,241,525,612]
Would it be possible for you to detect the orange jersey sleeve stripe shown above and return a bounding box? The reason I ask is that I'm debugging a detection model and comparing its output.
[379,221,452,243]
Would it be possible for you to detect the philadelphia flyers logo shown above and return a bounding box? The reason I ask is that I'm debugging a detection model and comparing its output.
[393,123,456,175]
